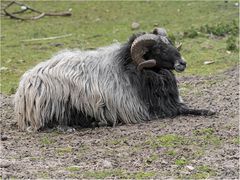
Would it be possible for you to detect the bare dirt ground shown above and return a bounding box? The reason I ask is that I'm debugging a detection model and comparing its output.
[0,67,239,179]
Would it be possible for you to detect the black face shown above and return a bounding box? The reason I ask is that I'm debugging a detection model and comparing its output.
[144,41,186,72]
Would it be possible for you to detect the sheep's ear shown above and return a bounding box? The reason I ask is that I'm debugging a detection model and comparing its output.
[152,28,167,36]
[176,43,182,51]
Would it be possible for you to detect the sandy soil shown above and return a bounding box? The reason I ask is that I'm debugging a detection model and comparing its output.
[0,67,239,179]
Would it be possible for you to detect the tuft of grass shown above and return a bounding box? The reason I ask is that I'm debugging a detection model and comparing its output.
[130,171,156,179]
[37,172,49,178]
[108,139,123,145]
[145,153,159,164]
[68,173,80,178]
[40,135,53,145]
[189,165,216,179]
[183,20,239,39]
[84,170,156,179]
[66,166,81,172]
[56,146,73,155]
[165,149,177,156]
[193,149,205,158]
[226,35,238,51]
[193,128,214,136]
[194,128,221,146]
[205,135,221,146]
[83,169,124,179]
[232,137,240,145]
[145,134,189,148]
[200,20,239,36]
[175,158,188,166]
[157,134,186,147]
[184,27,199,38]
[190,172,210,179]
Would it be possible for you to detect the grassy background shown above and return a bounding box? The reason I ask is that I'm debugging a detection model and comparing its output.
[1,1,239,94]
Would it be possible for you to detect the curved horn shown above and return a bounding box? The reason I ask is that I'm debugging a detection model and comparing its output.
[137,59,156,71]
[153,28,167,36]
[131,34,158,71]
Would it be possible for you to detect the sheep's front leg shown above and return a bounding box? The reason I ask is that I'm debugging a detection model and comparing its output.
[178,105,216,116]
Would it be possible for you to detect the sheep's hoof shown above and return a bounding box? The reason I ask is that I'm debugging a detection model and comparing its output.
[205,110,216,116]
[91,121,108,128]
[26,127,34,133]
[98,121,108,127]
[57,125,76,133]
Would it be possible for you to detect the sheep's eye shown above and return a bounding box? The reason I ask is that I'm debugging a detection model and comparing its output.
[175,52,180,57]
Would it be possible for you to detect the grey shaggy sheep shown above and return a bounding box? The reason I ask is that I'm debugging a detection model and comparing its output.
[15,28,214,131]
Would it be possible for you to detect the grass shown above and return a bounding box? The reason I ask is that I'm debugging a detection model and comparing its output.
[83,169,156,179]
[66,166,81,172]
[37,172,49,179]
[175,158,188,166]
[40,135,53,146]
[193,127,214,136]
[146,134,188,148]
[145,153,159,164]
[83,169,125,179]
[232,137,240,145]
[193,128,222,147]
[144,128,222,177]
[146,129,222,154]
[130,171,156,179]
[1,1,239,94]
[189,165,216,179]
[56,146,73,155]
[165,149,177,156]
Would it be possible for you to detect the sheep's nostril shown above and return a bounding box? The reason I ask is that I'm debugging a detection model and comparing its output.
[180,60,186,66]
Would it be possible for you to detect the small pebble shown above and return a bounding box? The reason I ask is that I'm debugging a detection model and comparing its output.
[1,135,8,141]
[0,160,11,168]
[0,67,8,72]
[161,160,168,164]
[186,165,195,171]
[131,22,140,30]
[102,159,112,168]
[226,50,231,54]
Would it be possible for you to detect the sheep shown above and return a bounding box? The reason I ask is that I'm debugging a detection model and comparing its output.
[14,28,215,131]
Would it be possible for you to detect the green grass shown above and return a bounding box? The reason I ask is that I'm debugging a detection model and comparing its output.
[1,1,239,94]
[130,171,156,179]
[145,153,159,164]
[193,128,214,136]
[189,165,216,179]
[83,169,156,179]
[37,172,49,179]
[56,146,73,155]
[146,134,188,148]
[83,169,124,179]
[66,166,81,172]
[40,135,53,145]
[175,158,188,166]
[232,137,240,145]
[193,128,222,147]
[165,149,177,156]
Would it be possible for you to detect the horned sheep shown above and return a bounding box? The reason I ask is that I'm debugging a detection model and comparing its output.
[14,28,215,131]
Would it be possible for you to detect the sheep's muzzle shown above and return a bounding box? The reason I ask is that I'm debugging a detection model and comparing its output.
[174,58,186,72]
